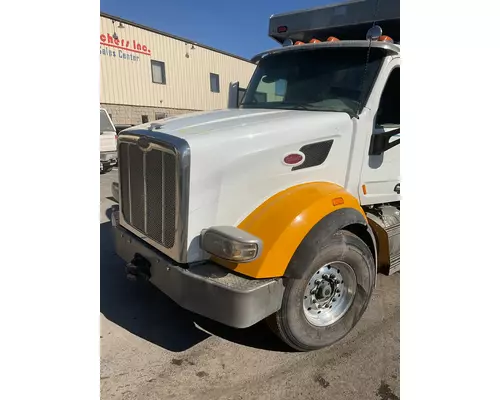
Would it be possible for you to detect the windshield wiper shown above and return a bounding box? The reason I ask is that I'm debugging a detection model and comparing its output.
[280,102,313,109]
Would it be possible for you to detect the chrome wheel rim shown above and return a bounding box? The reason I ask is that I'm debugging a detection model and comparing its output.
[303,261,357,327]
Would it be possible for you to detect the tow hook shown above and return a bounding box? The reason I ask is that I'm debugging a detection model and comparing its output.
[125,254,152,282]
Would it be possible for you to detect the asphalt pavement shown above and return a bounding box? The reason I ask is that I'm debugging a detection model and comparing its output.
[100,169,400,400]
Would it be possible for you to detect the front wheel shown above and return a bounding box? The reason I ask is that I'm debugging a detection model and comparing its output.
[268,230,376,351]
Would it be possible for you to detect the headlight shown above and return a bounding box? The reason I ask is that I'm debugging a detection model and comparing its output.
[200,226,262,263]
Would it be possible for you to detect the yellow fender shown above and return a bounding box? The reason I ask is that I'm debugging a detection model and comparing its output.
[214,182,368,279]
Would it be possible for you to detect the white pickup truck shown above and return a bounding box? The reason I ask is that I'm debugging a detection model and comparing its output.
[100,108,117,174]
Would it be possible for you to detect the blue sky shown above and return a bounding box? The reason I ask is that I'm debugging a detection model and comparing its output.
[100,0,338,59]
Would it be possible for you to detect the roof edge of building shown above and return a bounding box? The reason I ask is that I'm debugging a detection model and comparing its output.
[100,12,253,64]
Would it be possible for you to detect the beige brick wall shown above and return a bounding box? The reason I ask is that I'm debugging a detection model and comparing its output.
[101,103,198,125]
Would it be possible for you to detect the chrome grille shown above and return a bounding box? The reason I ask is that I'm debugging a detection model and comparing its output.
[118,134,186,257]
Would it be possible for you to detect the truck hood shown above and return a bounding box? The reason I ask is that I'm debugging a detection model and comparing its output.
[127,108,318,139]
[122,108,355,262]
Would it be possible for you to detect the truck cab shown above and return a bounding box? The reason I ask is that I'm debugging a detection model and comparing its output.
[110,0,400,351]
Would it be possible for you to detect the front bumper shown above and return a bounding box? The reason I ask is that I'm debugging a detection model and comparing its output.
[110,208,284,328]
[100,151,117,162]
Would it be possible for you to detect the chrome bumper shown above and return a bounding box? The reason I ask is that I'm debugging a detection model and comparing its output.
[100,151,117,162]
[110,208,284,328]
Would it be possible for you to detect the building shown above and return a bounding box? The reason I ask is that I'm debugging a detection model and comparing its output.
[100,13,256,125]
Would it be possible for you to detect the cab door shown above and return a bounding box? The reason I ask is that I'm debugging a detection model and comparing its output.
[359,61,400,205]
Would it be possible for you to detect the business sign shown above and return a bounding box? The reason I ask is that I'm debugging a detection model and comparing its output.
[100,33,152,62]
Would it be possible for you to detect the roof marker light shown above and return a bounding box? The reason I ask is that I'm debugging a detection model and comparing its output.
[378,35,394,43]
[327,36,340,42]
[283,38,294,47]
[277,26,288,33]
[294,41,305,45]
[309,38,321,43]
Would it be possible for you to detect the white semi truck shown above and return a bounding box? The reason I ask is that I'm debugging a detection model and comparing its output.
[110,0,400,351]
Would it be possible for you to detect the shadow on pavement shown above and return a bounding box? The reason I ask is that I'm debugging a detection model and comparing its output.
[100,219,290,353]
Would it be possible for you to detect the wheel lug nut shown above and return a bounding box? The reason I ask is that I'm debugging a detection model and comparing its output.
[312,299,316,304]
[336,289,341,293]
[322,274,329,280]
[315,279,321,285]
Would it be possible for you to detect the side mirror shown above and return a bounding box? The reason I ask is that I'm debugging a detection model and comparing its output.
[228,81,239,109]
[369,128,400,156]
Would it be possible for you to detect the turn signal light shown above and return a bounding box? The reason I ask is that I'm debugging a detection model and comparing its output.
[332,197,345,206]
[200,226,262,263]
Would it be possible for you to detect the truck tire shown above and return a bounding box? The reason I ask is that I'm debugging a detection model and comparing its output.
[268,230,375,351]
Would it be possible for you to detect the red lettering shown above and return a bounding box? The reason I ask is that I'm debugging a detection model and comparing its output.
[121,39,124,46]
[126,40,129,48]
[136,42,141,50]
[142,45,147,52]
[100,34,106,42]
[114,39,119,45]
[107,34,114,43]
[133,40,136,49]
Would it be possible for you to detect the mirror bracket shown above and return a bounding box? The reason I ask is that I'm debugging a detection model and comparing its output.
[369,128,400,156]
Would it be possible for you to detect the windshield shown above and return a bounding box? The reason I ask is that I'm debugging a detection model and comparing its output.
[100,109,115,132]
[241,47,385,116]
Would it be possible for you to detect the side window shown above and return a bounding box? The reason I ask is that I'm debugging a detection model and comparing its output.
[151,60,166,84]
[251,79,283,103]
[275,79,287,97]
[376,67,400,127]
[141,115,149,123]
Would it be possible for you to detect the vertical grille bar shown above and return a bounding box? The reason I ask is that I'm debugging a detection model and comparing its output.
[145,149,164,244]
[161,153,165,244]
[162,152,177,248]
[129,145,145,232]
[119,143,131,222]
[143,152,147,233]
[128,144,133,224]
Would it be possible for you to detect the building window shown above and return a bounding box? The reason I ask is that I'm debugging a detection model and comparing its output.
[151,60,166,84]
[210,73,220,93]
[142,115,149,123]
[155,112,166,120]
